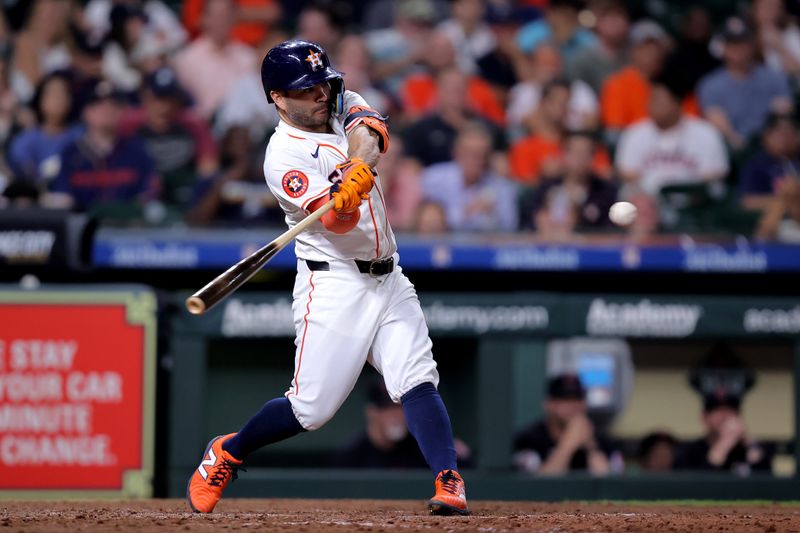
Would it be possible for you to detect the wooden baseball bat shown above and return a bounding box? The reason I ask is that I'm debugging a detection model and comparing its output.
[185,199,335,315]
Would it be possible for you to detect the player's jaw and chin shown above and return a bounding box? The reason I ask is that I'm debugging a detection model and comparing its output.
[271,83,333,132]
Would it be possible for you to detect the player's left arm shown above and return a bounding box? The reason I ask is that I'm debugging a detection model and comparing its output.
[340,90,389,168]
[347,125,381,169]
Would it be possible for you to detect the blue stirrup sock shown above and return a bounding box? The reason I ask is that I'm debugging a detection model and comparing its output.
[222,397,305,460]
[401,382,458,475]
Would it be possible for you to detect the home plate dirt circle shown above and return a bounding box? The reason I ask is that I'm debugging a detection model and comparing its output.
[2,499,799,532]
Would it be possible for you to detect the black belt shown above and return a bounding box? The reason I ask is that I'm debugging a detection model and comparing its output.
[305,258,395,276]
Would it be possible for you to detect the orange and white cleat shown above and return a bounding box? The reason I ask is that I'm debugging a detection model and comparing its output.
[186,433,242,513]
[428,469,469,516]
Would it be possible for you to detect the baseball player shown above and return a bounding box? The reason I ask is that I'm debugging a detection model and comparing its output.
[187,40,469,516]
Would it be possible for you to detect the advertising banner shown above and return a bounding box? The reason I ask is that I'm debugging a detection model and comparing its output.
[0,287,155,497]
[175,292,800,340]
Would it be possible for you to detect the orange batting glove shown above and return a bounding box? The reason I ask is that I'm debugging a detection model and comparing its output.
[331,158,375,212]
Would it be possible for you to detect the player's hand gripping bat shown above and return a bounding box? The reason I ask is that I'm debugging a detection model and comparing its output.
[185,199,335,315]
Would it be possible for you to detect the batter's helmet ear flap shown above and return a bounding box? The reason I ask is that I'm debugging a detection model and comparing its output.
[331,78,345,114]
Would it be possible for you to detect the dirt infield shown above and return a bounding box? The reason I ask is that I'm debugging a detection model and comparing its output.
[2,499,799,532]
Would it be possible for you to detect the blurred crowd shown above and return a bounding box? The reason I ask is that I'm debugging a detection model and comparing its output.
[2,0,800,241]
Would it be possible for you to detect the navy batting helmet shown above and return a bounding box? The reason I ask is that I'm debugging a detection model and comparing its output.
[261,40,344,113]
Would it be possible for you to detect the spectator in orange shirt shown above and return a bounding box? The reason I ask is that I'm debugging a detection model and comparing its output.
[600,20,670,140]
[400,30,506,125]
[509,79,610,184]
[182,0,281,48]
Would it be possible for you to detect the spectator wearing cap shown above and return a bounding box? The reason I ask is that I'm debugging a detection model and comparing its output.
[421,122,518,231]
[673,391,772,473]
[520,130,618,236]
[739,112,800,212]
[7,71,82,185]
[740,113,800,241]
[49,79,157,219]
[475,3,525,96]
[568,0,631,94]
[600,19,693,138]
[119,67,219,219]
[399,30,505,125]
[515,0,597,62]
[437,0,496,75]
[173,0,257,120]
[753,0,800,80]
[698,17,792,150]
[514,374,620,475]
[509,79,610,185]
[402,67,506,167]
[334,379,472,469]
[615,72,728,198]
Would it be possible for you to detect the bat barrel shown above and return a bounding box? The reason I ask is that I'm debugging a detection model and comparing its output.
[184,241,279,315]
[185,199,335,316]
[186,296,207,315]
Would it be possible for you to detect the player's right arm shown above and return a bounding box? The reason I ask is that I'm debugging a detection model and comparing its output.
[265,148,361,234]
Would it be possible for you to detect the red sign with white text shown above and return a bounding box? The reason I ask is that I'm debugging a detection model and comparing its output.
[0,304,145,490]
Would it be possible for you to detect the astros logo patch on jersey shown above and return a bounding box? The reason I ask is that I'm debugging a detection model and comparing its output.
[282,170,309,198]
[305,50,323,71]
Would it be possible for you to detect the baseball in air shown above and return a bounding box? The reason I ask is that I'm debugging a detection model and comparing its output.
[609,201,637,226]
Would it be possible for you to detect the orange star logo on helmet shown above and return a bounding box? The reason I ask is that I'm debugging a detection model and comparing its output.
[305,50,323,71]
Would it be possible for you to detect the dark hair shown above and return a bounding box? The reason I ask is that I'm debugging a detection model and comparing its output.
[108,4,147,50]
[30,70,75,126]
[564,129,600,143]
[763,111,797,132]
[541,77,571,100]
[366,379,395,408]
[638,431,676,459]
[547,374,585,400]
[651,69,691,102]
[549,0,584,11]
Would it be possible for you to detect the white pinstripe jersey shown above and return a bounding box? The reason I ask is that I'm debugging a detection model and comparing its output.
[264,91,397,262]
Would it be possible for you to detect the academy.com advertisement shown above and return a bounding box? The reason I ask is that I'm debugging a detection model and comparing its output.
[0,290,155,495]
[188,292,800,340]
